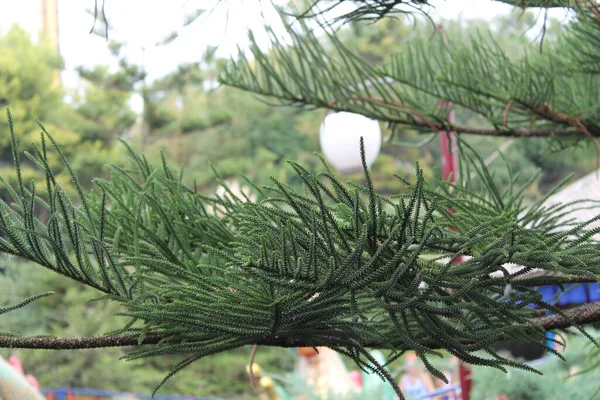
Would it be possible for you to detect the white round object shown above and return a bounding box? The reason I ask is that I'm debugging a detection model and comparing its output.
[319,112,382,173]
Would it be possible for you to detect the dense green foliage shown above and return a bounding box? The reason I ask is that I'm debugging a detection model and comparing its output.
[1,261,294,398]
[0,110,599,397]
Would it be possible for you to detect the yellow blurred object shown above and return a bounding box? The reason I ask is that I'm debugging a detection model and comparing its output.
[247,362,262,376]
[244,362,280,400]
[260,376,273,388]
[259,376,280,400]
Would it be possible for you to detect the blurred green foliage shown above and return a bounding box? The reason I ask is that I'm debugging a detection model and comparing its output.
[0,25,133,198]
[471,330,600,399]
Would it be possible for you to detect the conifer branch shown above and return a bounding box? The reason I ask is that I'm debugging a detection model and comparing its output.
[220,7,600,142]
[1,300,598,350]
[534,301,600,329]
[2,114,600,394]
[0,334,163,350]
[288,0,579,25]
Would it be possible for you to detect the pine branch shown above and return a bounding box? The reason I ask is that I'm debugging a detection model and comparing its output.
[2,114,600,395]
[0,334,163,350]
[0,109,131,296]
[0,292,54,315]
[220,8,600,141]
[287,0,580,25]
[2,300,598,350]
[534,301,600,329]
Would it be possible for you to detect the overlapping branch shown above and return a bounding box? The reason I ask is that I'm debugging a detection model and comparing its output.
[220,7,600,140]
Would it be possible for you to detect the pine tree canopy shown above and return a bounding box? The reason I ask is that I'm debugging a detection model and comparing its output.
[1,1,600,398]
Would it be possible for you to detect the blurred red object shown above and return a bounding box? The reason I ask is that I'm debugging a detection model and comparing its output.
[8,355,24,375]
[26,374,41,389]
[348,370,363,390]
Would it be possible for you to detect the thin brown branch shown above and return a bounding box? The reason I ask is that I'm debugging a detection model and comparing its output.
[588,0,600,19]
[2,301,600,351]
[89,0,98,34]
[322,98,600,138]
[502,99,515,126]
[101,0,108,39]
[539,3,549,53]
[0,334,162,350]
[325,96,600,138]
[248,344,259,394]
[535,301,600,329]
[409,120,600,138]
[225,81,600,138]
[531,102,600,166]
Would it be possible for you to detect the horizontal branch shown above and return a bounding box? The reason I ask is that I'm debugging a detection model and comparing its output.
[349,99,600,138]
[296,0,580,24]
[2,301,599,351]
[494,0,583,8]
[227,83,600,138]
[441,124,600,138]
[514,273,600,285]
[365,114,600,138]
[0,334,162,350]
[535,300,600,329]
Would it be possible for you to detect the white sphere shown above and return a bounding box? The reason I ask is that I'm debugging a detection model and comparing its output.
[319,112,382,174]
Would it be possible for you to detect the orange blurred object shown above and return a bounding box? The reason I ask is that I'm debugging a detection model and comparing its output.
[297,347,319,358]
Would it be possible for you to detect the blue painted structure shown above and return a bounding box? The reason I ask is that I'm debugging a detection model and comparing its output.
[539,282,600,349]
[420,384,460,399]
[538,283,600,306]
[42,388,218,400]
